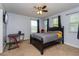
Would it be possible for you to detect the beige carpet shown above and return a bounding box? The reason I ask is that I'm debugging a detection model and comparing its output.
[0,40,79,56]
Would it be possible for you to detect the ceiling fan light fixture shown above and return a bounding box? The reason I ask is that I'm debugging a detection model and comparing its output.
[39,10,43,14]
[37,10,43,15]
[37,11,40,14]
[34,5,48,15]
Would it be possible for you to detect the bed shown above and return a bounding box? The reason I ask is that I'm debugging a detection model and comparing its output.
[30,27,64,55]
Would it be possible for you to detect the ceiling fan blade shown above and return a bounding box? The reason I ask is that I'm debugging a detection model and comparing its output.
[42,10,48,12]
[42,5,47,9]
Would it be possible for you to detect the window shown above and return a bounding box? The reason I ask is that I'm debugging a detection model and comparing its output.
[44,20,47,31]
[31,20,37,33]
[69,13,79,32]
[52,18,58,27]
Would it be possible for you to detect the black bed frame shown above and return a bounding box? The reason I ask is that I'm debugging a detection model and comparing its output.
[30,27,64,55]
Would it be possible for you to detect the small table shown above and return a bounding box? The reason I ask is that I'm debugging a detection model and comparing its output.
[18,33,24,41]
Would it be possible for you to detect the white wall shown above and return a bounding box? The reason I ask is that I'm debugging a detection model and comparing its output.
[0,9,3,53]
[0,4,3,53]
[39,19,44,32]
[7,13,31,40]
[7,13,44,41]
[48,7,79,48]
[0,4,3,9]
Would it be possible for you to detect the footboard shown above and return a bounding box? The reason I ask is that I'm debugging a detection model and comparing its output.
[30,35,44,55]
[30,34,64,55]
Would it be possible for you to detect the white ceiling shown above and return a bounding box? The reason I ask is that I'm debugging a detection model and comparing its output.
[2,3,79,19]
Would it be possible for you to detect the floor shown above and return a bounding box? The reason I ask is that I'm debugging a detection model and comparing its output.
[0,40,79,56]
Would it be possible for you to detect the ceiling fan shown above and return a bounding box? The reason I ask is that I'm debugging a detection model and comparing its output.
[34,5,48,15]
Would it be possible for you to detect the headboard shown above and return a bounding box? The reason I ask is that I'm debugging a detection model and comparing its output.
[48,27,64,40]
[48,27,63,31]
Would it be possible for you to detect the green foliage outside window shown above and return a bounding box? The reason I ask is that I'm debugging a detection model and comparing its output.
[31,20,37,33]
[69,13,79,32]
[53,18,58,27]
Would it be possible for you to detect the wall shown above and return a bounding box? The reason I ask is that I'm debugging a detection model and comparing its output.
[47,7,79,48]
[0,9,3,53]
[0,4,3,9]
[1,3,7,53]
[3,18,7,50]
[39,19,44,32]
[7,13,43,41]
[7,13,31,40]
[0,4,4,53]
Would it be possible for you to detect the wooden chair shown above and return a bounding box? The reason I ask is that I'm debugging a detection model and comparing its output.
[8,34,19,50]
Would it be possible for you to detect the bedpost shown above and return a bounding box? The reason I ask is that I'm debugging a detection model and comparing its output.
[62,26,64,44]
[30,34,32,44]
[41,48,43,55]
[40,38,44,55]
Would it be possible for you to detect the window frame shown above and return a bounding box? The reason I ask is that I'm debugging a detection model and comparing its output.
[52,17,59,27]
[68,12,79,33]
[31,20,37,33]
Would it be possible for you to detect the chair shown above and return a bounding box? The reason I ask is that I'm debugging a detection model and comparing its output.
[8,34,19,50]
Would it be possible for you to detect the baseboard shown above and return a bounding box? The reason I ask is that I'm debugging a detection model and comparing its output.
[64,42,79,48]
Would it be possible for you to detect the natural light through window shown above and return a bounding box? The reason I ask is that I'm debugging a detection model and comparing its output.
[44,20,47,31]
[53,18,58,27]
[31,20,37,33]
[69,12,79,32]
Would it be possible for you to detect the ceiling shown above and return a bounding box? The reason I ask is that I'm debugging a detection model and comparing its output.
[2,3,79,19]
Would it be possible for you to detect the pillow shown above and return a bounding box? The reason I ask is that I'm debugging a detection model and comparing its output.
[57,31,62,38]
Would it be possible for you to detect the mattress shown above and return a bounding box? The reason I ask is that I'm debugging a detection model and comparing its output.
[31,31,62,44]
